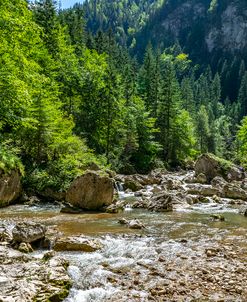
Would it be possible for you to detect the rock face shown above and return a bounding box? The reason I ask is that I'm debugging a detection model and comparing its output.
[54,236,103,252]
[12,222,47,243]
[195,154,244,182]
[0,245,72,302]
[0,169,21,207]
[66,171,114,210]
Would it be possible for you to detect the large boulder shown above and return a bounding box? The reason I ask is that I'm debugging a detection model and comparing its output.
[148,191,183,212]
[12,222,47,243]
[195,154,245,183]
[185,184,220,197]
[66,171,114,210]
[221,183,247,200]
[0,169,22,207]
[54,236,103,252]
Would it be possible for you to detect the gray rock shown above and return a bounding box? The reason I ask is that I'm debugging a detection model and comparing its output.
[12,222,47,243]
[54,236,103,252]
[66,171,114,210]
[128,219,145,229]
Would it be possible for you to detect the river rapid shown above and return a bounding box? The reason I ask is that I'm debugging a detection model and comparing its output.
[0,179,247,301]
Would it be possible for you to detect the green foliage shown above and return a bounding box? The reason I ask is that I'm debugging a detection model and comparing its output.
[237,116,247,166]
[0,144,24,175]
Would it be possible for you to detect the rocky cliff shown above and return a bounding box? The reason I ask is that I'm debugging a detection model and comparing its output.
[135,0,247,65]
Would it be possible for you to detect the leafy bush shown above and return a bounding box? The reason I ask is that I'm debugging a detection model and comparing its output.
[0,144,24,175]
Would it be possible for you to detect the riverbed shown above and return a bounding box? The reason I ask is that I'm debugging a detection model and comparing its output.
[0,197,247,302]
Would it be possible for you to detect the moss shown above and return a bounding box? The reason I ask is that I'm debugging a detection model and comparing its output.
[207,153,233,172]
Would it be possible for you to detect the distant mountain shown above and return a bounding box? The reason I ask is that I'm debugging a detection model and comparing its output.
[134,0,247,65]
[82,0,165,46]
[83,0,247,100]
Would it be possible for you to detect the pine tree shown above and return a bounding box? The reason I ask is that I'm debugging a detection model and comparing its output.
[238,71,247,119]
[196,105,210,153]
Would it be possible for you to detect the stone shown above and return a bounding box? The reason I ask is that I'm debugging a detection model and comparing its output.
[128,219,145,229]
[123,178,143,192]
[0,245,71,302]
[105,204,123,213]
[66,171,114,210]
[54,236,103,252]
[60,203,84,214]
[18,242,33,253]
[118,218,129,225]
[12,222,47,243]
[210,214,225,221]
[195,153,243,183]
[0,169,22,207]
[211,176,227,188]
[196,173,207,184]
[0,226,12,242]
[221,183,247,200]
[185,184,220,197]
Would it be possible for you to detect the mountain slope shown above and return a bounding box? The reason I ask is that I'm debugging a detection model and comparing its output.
[134,0,247,65]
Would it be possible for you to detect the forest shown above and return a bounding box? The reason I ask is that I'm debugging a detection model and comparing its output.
[1,0,247,193]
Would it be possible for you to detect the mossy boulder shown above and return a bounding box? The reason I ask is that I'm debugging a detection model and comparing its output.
[195,154,245,183]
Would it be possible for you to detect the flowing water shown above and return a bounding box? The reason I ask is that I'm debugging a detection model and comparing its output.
[0,191,247,301]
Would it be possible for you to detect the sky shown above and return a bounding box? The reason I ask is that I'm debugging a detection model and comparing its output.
[60,0,84,9]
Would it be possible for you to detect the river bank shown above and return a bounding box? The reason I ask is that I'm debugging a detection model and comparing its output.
[0,168,247,301]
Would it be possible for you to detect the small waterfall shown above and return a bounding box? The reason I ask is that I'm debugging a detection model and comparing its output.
[114,181,124,193]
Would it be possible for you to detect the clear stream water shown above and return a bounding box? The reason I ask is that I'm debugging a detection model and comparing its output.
[0,195,247,301]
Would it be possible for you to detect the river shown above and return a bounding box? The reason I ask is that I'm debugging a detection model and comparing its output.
[0,188,247,301]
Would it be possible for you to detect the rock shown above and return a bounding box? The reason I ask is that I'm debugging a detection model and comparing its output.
[0,226,12,242]
[54,236,103,252]
[43,251,56,261]
[66,171,114,210]
[123,178,143,192]
[118,218,129,225]
[18,242,33,253]
[185,184,220,197]
[148,192,182,212]
[196,173,207,184]
[205,248,219,257]
[105,204,123,213]
[12,222,47,243]
[211,176,227,187]
[210,214,225,221]
[195,153,243,182]
[0,245,72,302]
[128,219,145,229]
[0,169,22,207]
[221,183,247,200]
[239,207,247,216]
[60,203,84,214]
[227,166,245,182]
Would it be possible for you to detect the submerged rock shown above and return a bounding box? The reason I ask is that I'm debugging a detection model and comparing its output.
[54,235,103,252]
[118,218,145,229]
[12,222,47,243]
[128,219,145,229]
[0,169,22,207]
[66,171,114,210]
[210,214,225,221]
